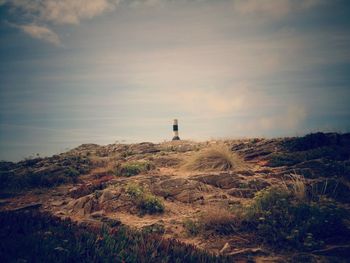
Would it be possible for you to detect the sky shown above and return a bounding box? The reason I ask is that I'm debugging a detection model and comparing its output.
[0,0,350,161]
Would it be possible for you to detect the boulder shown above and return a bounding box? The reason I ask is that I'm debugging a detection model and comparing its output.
[193,173,243,189]
[193,173,269,192]
[99,188,121,204]
[227,188,256,198]
[67,194,98,216]
[152,178,209,203]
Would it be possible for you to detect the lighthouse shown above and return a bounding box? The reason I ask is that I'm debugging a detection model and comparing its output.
[172,119,180,141]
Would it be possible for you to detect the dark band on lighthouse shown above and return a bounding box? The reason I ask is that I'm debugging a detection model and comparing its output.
[172,119,180,141]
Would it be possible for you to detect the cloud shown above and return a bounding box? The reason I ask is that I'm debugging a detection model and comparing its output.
[232,0,325,18]
[233,0,291,17]
[3,0,325,25]
[2,0,121,44]
[259,105,307,131]
[2,0,325,45]
[161,88,247,116]
[17,24,61,46]
[40,0,119,25]
[4,0,120,25]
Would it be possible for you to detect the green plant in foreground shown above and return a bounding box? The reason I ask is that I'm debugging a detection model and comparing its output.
[0,210,233,263]
[245,186,349,250]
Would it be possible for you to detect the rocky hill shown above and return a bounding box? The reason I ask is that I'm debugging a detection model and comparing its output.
[1,132,350,262]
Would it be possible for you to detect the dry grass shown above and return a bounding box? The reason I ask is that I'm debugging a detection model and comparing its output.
[200,206,241,235]
[281,173,307,201]
[182,144,242,171]
[183,206,242,236]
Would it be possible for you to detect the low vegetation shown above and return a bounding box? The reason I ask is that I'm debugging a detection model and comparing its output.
[126,183,164,214]
[244,184,349,250]
[267,133,350,169]
[1,133,350,261]
[183,207,241,236]
[183,218,201,236]
[268,149,350,167]
[115,161,154,177]
[0,210,233,263]
[184,174,350,251]
[0,155,91,191]
[199,207,239,235]
[284,132,348,152]
[182,144,241,171]
[0,169,75,191]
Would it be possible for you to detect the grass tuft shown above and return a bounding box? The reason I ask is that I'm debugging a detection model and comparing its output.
[281,173,307,202]
[183,207,242,236]
[182,144,242,171]
[200,207,239,235]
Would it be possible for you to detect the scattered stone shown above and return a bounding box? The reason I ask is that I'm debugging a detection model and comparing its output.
[51,200,65,206]
[90,210,105,219]
[219,242,230,254]
[54,210,66,216]
[228,248,268,257]
[141,223,165,235]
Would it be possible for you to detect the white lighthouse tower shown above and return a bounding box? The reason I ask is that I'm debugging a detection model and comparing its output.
[172,119,180,141]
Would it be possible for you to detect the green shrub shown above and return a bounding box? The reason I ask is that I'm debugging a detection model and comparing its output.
[116,161,153,177]
[245,186,349,250]
[139,193,164,214]
[0,156,91,191]
[126,183,164,214]
[66,167,80,177]
[126,183,144,198]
